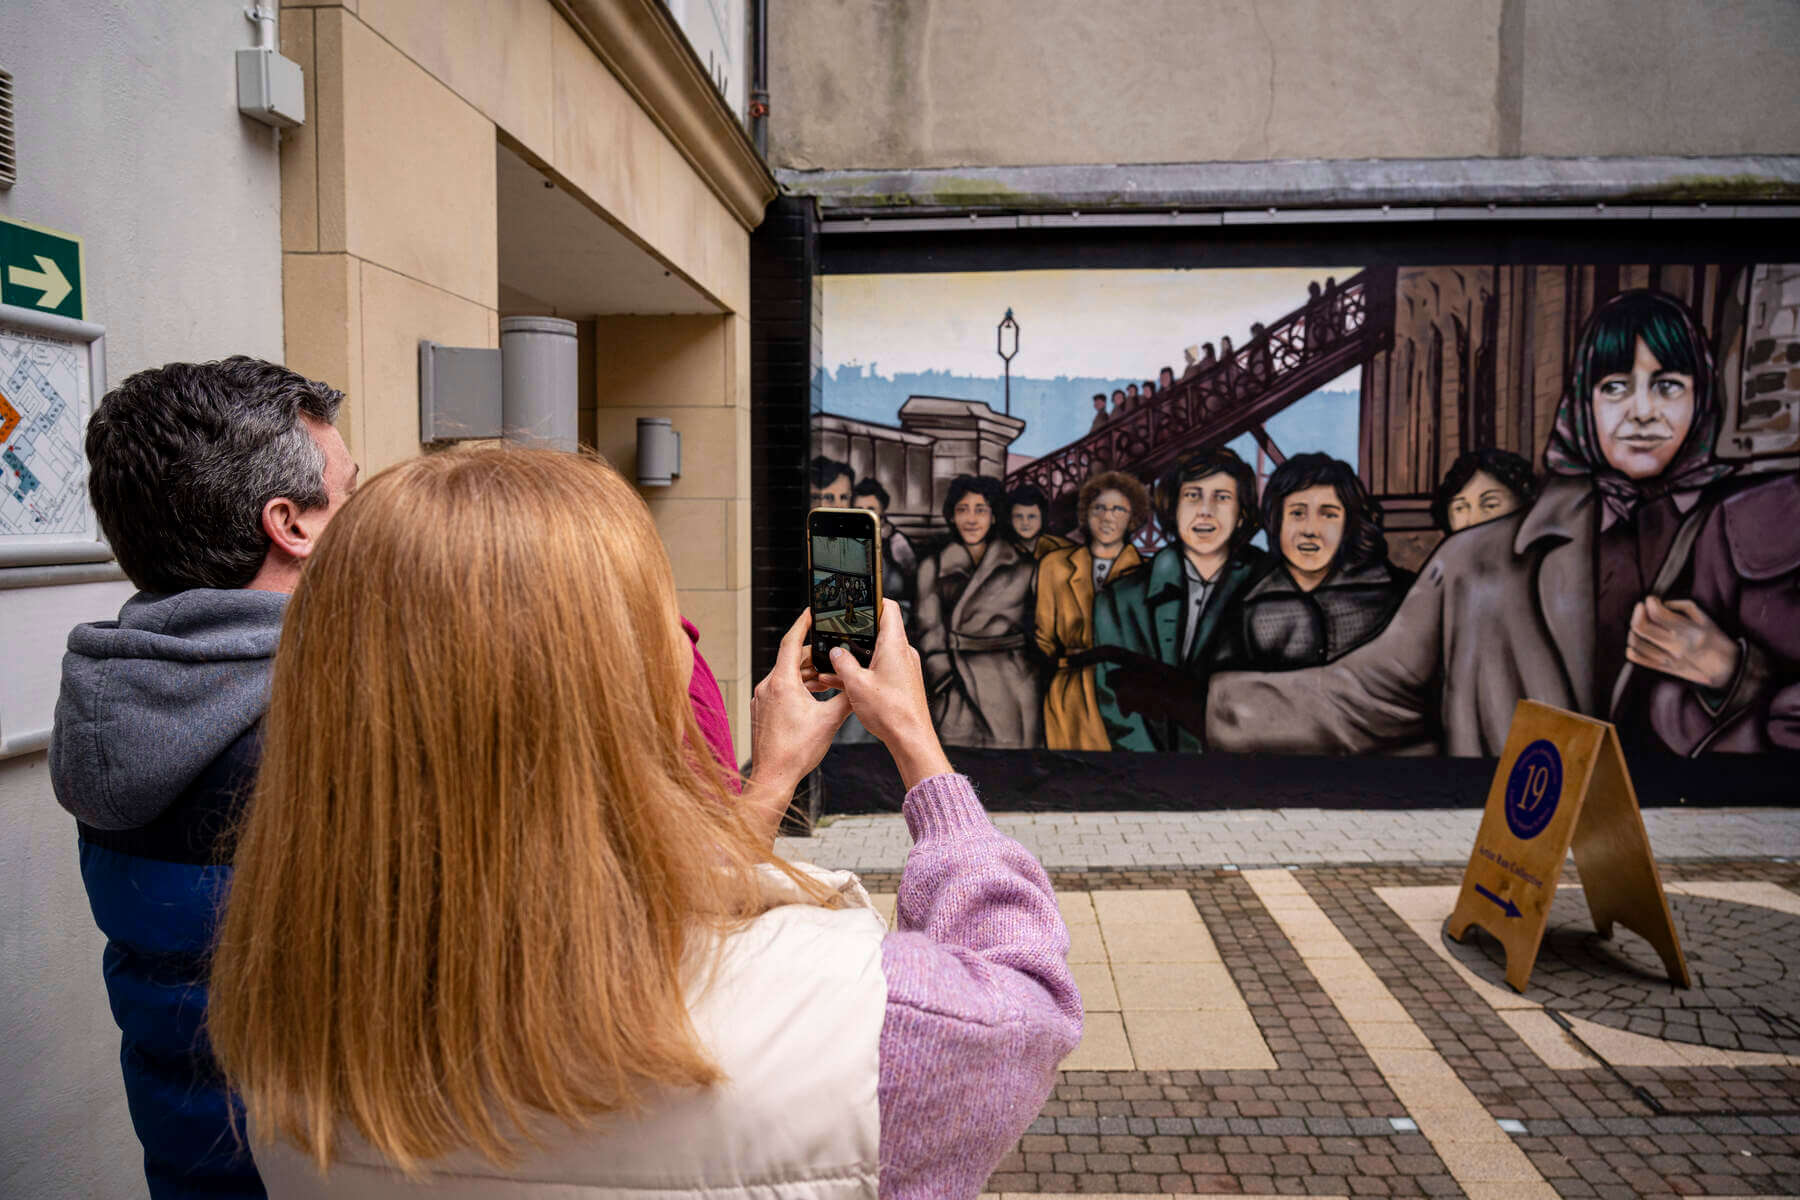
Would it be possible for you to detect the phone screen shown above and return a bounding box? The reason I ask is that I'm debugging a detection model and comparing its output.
[809,509,880,668]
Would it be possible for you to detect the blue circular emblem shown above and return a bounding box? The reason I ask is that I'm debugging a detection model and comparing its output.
[1504,739,1563,841]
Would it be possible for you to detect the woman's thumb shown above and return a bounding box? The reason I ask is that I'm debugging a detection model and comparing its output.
[828,644,868,687]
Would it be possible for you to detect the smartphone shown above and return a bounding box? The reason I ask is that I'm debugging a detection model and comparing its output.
[808,507,883,669]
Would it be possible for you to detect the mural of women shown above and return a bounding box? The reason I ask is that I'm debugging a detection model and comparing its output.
[1034,471,1149,750]
[1213,453,1411,671]
[1203,288,1748,757]
[914,475,1043,748]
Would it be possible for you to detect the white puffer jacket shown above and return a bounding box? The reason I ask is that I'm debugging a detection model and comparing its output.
[253,866,890,1199]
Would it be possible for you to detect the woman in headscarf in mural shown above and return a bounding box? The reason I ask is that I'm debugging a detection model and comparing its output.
[1541,289,1740,734]
[1178,288,1751,757]
[914,474,1044,748]
[1033,471,1149,750]
[1212,453,1412,672]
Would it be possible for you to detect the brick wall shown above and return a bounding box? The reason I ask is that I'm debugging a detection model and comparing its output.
[750,195,821,825]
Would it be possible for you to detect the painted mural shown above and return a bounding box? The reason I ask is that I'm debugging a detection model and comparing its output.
[812,263,1800,758]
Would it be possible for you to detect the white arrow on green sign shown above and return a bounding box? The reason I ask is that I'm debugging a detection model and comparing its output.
[0,216,85,321]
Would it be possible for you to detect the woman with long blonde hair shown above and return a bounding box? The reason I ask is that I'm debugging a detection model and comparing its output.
[208,449,1080,1198]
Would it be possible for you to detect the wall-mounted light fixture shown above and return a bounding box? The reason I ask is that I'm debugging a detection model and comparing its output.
[636,418,682,487]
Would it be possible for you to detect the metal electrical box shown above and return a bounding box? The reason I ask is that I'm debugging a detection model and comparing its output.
[419,342,502,442]
[420,317,580,446]
[236,48,305,129]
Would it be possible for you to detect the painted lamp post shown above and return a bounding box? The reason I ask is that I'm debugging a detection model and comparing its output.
[997,307,1020,416]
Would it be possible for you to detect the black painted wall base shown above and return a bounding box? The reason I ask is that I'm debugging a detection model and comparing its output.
[819,744,1799,814]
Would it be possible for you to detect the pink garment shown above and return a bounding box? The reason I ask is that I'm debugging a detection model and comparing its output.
[682,617,739,791]
[877,773,1081,1198]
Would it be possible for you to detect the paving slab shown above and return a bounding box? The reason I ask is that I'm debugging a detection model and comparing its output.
[777,807,1800,872]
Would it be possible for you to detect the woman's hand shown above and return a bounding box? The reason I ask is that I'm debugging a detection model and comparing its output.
[1627,596,1740,691]
[813,599,953,790]
[744,610,850,839]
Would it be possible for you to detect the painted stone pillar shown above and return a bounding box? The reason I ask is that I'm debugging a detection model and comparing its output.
[897,396,1027,524]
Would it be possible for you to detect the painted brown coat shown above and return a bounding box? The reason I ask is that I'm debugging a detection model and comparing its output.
[1646,472,1800,754]
[1034,543,1143,751]
[915,536,1043,749]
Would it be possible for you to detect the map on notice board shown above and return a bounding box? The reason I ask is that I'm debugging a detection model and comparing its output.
[0,322,93,543]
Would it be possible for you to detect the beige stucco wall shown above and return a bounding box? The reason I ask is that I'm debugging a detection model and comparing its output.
[280,0,758,743]
[587,315,756,743]
[768,0,1800,171]
[1515,0,1800,158]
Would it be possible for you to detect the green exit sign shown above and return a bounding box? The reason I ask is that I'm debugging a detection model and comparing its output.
[0,216,85,321]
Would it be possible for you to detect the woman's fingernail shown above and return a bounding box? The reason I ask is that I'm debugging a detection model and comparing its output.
[829,646,846,662]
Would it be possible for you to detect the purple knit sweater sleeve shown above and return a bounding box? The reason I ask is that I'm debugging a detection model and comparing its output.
[876,773,1082,1199]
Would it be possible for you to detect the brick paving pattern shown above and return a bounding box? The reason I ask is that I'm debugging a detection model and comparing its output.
[1324,864,1720,1117]
[1314,863,1800,1197]
[882,859,1800,1197]
[823,810,1800,1196]
[985,873,1436,1195]
[1444,888,1800,1055]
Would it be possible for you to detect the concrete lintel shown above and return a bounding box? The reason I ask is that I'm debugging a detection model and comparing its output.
[781,156,1800,218]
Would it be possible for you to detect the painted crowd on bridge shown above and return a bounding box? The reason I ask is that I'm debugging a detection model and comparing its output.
[812,264,1800,760]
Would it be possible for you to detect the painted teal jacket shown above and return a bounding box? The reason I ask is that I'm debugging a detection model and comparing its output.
[1092,545,1264,752]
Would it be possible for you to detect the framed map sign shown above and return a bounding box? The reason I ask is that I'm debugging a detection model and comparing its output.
[0,304,108,567]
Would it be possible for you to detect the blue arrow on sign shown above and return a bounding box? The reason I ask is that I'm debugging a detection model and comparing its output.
[1475,884,1521,919]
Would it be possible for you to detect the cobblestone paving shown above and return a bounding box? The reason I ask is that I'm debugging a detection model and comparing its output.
[1445,888,1800,1055]
[877,861,1800,1198]
[1315,865,1800,1120]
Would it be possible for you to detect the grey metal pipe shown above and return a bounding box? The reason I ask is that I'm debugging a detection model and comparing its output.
[499,315,579,451]
[749,0,768,158]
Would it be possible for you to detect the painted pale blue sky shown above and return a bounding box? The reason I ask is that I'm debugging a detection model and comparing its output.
[821,266,1366,469]
[824,266,1356,379]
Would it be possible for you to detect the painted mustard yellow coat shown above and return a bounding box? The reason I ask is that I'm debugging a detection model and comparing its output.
[1034,542,1143,751]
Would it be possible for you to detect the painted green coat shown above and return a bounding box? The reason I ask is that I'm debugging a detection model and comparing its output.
[1092,545,1264,752]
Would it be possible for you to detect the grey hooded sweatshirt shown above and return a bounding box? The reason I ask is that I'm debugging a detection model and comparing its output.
[51,588,290,1197]
[50,589,288,830]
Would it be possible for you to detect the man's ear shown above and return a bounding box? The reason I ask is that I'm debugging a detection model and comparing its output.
[261,495,313,562]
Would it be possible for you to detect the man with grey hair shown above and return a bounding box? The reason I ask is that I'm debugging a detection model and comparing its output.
[50,356,356,1198]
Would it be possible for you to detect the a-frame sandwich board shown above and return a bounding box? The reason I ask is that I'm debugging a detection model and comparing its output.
[1446,699,1691,993]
